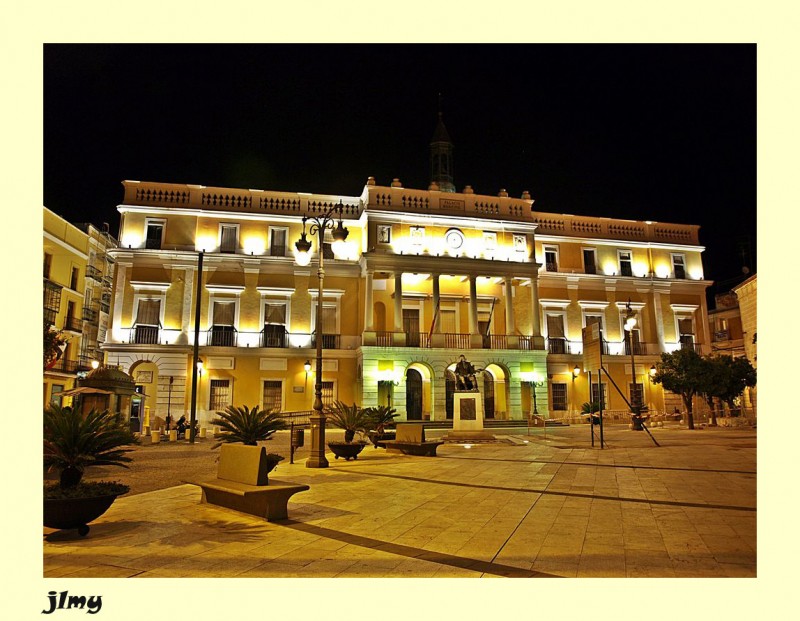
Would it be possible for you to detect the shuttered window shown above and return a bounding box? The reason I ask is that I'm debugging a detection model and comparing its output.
[262,381,283,412]
[135,299,161,326]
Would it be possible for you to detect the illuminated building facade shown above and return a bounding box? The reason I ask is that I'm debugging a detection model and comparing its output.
[102,175,711,428]
[43,208,117,407]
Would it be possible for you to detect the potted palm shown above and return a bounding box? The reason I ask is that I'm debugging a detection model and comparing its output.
[364,405,398,448]
[325,401,372,460]
[581,401,600,425]
[44,405,138,536]
[209,405,287,475]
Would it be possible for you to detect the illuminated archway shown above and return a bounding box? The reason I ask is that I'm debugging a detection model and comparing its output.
[406,362,433,420]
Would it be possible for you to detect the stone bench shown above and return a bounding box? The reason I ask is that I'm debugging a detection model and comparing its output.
[185,444,309,521]
[383,423,443,457]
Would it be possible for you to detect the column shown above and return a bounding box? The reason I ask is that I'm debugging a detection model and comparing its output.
[111,262,129,343]
[530,274,542,337]
[178,266,195,345]
[469,275,478,333]
[394,272,406,346]
[431,274,444,348]
[504,277,515,334]
[394,273,403,331]
[364,270,374,331]
[468,275,481,348]
[653,290,666,350]
[432,274,441,333]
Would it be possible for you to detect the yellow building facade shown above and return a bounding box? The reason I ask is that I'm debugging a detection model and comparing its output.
[103,179,711,428]
[44,208,118,408]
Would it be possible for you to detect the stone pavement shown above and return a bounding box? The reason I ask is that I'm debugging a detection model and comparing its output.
[43,425,756,578]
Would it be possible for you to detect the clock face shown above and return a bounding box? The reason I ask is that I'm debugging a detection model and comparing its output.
[445,228,464,249]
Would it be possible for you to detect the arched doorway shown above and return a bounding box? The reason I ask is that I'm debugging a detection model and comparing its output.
[406,368,423,420]
[445,368,456,419]
[484,373,495,418]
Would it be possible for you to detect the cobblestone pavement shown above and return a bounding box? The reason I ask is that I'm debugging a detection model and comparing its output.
[44,424,756,580]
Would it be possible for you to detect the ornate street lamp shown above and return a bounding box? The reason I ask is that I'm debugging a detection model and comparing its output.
[294,202,349,468]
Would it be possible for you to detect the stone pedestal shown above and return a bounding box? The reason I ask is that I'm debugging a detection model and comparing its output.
[445,391,495,441]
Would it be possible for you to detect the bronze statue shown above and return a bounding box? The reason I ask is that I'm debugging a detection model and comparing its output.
[454,355,483,391]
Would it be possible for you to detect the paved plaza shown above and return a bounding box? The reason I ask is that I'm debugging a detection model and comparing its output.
[43,424,756,578]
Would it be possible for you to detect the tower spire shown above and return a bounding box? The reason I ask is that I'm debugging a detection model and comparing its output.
[429,94,455,192]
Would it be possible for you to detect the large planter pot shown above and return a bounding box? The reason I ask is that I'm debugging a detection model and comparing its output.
[327,441,366,461]
[44,493,123,537]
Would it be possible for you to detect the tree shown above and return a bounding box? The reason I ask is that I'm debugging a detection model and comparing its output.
[209,404,288,448]
[651,348,706,430]
[713,355,757,415]
[44,321,68,370]
[697,356,727,426]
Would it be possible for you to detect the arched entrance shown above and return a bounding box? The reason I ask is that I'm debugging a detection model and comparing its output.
[406,368,423,420]
[445,367,456,419]
[484,373,495,418]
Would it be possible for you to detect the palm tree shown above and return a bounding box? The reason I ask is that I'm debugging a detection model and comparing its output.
[363,404,398,430]
[325,401,373,443]
[209,404,288,448]
[44,405,138,489]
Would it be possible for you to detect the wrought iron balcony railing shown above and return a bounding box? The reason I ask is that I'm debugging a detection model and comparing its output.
[63,315,84,332]
[312,332,340,349]
[260,326,288,348]
[131,324,160,345]
[208,325,238,347]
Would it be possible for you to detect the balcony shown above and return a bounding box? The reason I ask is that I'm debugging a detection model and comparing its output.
[312,332,340,349]
[85,265,102,282]
[63,315,83,333]
[47,358,92,374]
[208,325,237,347]
[260,326,288,348]
[82,307,99,323]
[44,307,58,326]
[623,341,658,356]
[713,329,730,342]
[131,324,160,345]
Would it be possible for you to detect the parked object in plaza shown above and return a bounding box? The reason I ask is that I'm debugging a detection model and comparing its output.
[185,444,308,521]
[383,422,444,456]
[43,405,137,536]
[325,401,371,460]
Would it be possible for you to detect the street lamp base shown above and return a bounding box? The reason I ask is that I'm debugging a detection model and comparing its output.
[305,454,330,468]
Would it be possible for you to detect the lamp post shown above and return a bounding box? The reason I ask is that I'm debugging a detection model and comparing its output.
[571,364,580,417]
[624,299,643,430]
[294,203,349,468]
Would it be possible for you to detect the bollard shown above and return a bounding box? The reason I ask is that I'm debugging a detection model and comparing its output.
[151,430,160,444]
[199,427,207,438]
[170,430,178,442]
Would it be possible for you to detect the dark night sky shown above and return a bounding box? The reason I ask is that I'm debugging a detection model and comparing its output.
[44,44,755,295]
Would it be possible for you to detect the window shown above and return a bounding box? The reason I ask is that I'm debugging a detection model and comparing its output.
[319,305,338,348]
[403,308,421,346]
[672,254,686,279]
[219,224,239,254]
[591,383,608,409]
[209,379,231,411]
[585,313,604,332]
[678,317,695,349]
[440,308,457,333]
[546,314,567,353]
[145,219,165,249]
[133,298,161,344]
[618,250,633,277]
[544,246,559,272]
[269,228,287,257]
[629,382,644,408]
[262,380,283,413]
[211,301,236,346]
[263,301,288,347]
[50,384,64,407]
[551,383,568,411]
[583,248,598,275]
[321,381,335,407]
[44,253,52,279]
[70,267,79,290]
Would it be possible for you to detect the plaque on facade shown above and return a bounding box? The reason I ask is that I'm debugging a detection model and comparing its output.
[461,398,476,420]
[440,198,465,212]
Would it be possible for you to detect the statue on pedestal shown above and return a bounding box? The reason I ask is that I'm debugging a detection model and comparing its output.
[454,355,483,391]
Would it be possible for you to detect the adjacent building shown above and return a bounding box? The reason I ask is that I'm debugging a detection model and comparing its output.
[43,208,117,407]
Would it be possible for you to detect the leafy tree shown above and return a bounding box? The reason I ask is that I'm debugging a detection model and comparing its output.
[209,404,288,448]
[697,356,726,426]
[44,321,68,370]
[651,348,706,429]
[713,355,757,415]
